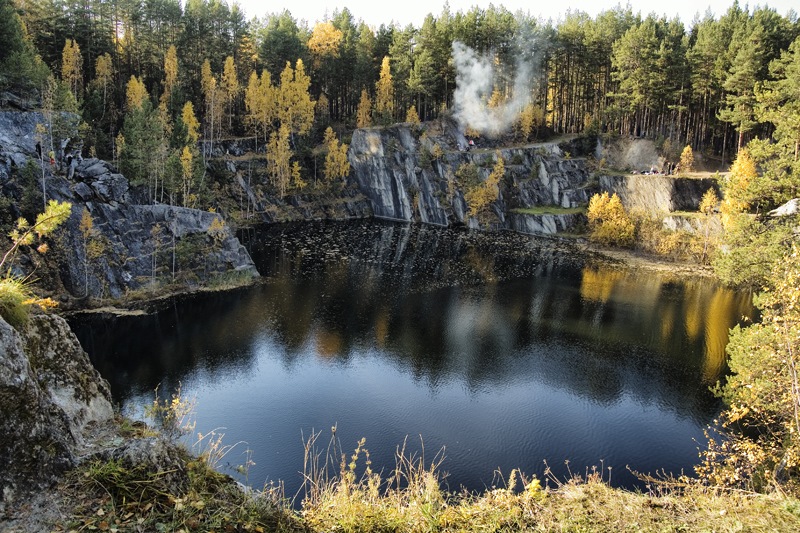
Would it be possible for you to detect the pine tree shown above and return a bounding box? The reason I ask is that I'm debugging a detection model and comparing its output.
[755,36,800,173]
[0,0,48,92]
[719,27,766,152]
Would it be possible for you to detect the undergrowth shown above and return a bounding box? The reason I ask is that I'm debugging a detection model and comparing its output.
[67,454,299,533]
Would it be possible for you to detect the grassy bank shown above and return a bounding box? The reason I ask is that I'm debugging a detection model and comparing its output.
[41,450,800,532]
[9,415,796,533]
[511,206,586,216]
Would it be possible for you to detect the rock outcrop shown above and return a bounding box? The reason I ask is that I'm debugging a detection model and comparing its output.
[209,146,373,224]
[347,123,727,236]
[0,313,114,512]
[1,110,259,300]
[347,122,592,233]
[52,157,259,298]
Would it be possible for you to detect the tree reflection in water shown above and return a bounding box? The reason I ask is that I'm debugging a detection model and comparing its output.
[70,221,754,495]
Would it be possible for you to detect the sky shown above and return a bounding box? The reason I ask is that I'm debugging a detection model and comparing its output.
[233,0,797,28]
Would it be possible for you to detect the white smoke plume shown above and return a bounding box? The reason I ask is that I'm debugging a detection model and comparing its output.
[451,32,542,138]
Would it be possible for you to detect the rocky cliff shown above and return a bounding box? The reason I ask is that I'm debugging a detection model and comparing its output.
[207,145,373,224]
[0,313,114,512]
[0,111,259,300]
[599,174,720,213]
[347,122,719,235]
[347,121,592,233]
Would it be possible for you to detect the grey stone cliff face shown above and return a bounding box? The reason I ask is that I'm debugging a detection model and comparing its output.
[52,158,260,298]
[347,124,592,233]
[347,122,721,235]
[598,174,720,212]
[0,111,259,299]
[0,313,114,512]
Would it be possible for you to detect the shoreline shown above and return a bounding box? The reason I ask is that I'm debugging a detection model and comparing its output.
[59,221,722,319]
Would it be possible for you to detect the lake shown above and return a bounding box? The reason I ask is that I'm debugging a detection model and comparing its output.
[70,220,754,498]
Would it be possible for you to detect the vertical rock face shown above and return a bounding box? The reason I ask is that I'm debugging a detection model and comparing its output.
[348,127,450,225]
[0,314,114,512]
[598,175,720,212]
[347,123,592,232]
[506,212,586,235]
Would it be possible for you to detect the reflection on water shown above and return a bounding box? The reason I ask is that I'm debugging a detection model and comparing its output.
[70,221,754,496]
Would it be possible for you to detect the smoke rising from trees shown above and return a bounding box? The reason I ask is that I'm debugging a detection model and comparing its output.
[451,35,542,137]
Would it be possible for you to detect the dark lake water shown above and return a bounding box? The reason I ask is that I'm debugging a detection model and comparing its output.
[70,220,754,497]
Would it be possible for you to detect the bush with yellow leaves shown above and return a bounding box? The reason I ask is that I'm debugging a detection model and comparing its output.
[586,192,635,247]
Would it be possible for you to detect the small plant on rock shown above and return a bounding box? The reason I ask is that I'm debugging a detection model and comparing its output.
[0,200,71,327]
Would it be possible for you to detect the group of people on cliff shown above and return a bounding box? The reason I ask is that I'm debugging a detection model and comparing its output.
[35,138,83,179]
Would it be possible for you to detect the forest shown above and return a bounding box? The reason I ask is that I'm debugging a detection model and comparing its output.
[1,1,799,195]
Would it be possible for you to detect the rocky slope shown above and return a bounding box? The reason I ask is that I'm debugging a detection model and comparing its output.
[205,140,373,224]
[1,312,193,527]
[0,110,259,301]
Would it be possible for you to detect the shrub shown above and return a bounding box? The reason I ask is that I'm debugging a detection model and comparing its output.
[0,200,70,327]
[465,154,504,217]
[586,192,635,247]
[455,162,480,188]
[680,145,694,172]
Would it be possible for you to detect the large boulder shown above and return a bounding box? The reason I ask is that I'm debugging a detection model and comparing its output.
[0,313,114,512]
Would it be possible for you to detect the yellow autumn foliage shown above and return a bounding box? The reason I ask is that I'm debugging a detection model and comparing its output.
[465,154,504,217]
[587,192,635,247]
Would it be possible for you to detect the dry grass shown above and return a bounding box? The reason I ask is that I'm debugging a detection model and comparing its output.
[298,430,800,532]
[300,467,800,532]
[9,428,799,532]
